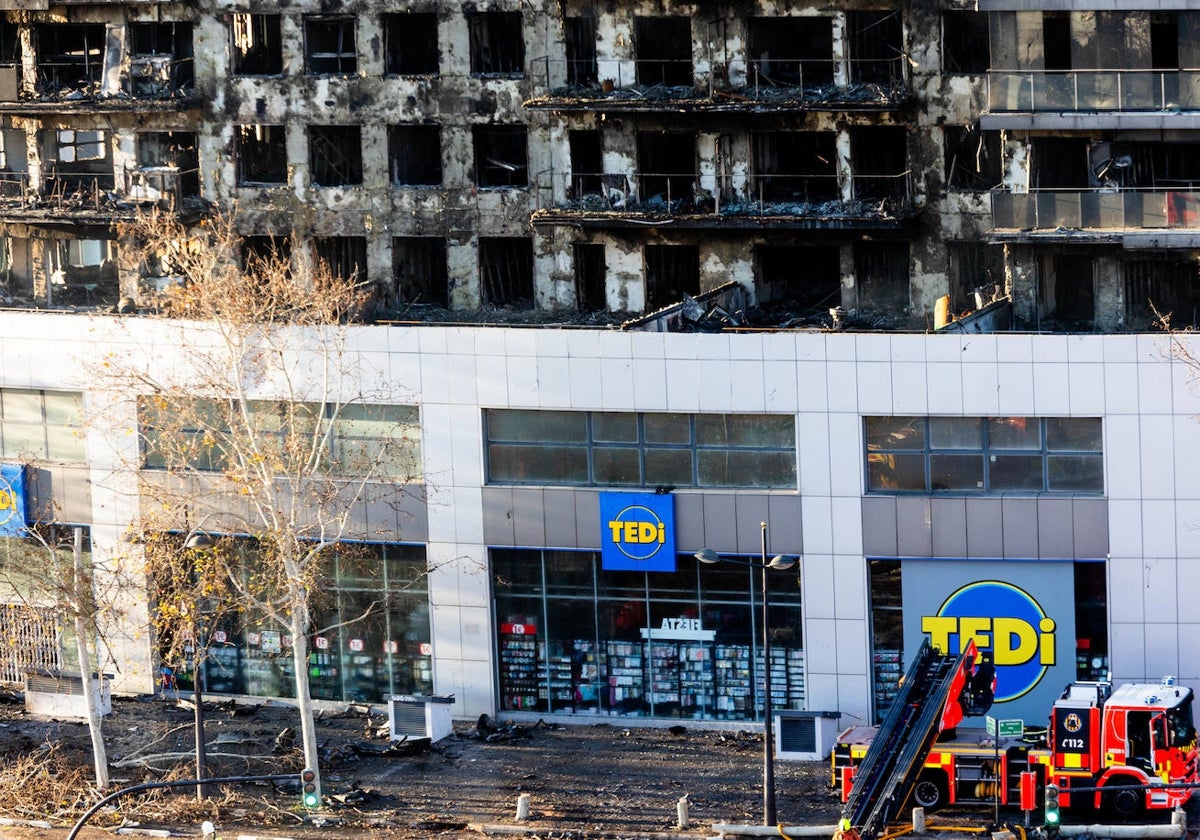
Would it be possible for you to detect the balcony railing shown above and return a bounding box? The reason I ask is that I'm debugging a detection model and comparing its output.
[0,56,194,104]
[0,167,201,217]
[987,69,1200,113]
[991,189,1200,231]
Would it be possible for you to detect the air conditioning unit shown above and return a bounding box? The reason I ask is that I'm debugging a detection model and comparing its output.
[775,710,841,761]
[25,670,112,721]
[388,694,454,743]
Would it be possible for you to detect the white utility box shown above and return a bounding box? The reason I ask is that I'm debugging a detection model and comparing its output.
[25,670,112,720]
[388,694,454,743]
[775,710,841,761]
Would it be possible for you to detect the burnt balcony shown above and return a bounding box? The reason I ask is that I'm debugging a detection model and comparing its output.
[524,56,913,114]
[0,54,196,114]
[990,188,1200,245]
[0,167,204,227]
[532,170,916,231]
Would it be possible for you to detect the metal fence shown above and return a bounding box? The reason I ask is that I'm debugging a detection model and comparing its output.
[0,603,61,686]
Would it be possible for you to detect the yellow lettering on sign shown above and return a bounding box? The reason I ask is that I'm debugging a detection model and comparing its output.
[0,490,11,511]
[922,615,957,653]
[992,617,1037,666]
[921,615,1057,668]
[607,520,667,544]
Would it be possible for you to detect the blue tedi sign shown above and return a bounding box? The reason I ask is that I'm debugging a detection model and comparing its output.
[600,492,676,572]
[0,464,26,536]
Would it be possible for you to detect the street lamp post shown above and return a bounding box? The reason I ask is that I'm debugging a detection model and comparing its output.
[695,521,796,827]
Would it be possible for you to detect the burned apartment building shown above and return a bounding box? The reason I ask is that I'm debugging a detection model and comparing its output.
[0,0,1197,332]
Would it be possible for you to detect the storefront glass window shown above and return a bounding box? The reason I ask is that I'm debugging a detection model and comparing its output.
[493,548,805,721]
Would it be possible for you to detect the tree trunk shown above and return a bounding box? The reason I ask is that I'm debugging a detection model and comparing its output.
[290,598,320,805]
[73,527,109,790]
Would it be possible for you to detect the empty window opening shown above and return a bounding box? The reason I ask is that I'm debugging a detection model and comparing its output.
[314,237,367,284]
[634,17,693,86]
[1031,137,1089,188]
[637,132,695,206]
[232,14,282,76]
[473,125,528,188]
[305,17,357,75]
[136,131,200,198]
[850,126,907,201]
[751,132,837,203]
[389,125,442,186]
[237,125,287,185]
[241,235,291,272]
[855,241,910,312]
[948,241,1005,313]
[574,243,606,311]
[49,129,112,194]
[944,125,1002,190]
[1125,258,1198,330]
[34,24,106,92]
[565,17,598,86]
[468,12,524,76]
[394,237,448,307]
[0,19,16,65]
[309,125,363,187]
[1043,12,1072,72]
[569,130,602,197]
[384,13,438,75]
[1041,253,1094,329]
[644,244,699,311]
[755,245,840,311]
[1151,13,1180,70]
[479,237,534,307]
[747,17,833,88]
[128,23,194,91]
[1105,142,1200,190]
[847,11,903,84]
[942,11,989,74]
[48,238,118,307]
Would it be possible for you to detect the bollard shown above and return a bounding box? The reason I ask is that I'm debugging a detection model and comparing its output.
[677,796,690,829]
[912,806,926,835]
[516,793,530,821]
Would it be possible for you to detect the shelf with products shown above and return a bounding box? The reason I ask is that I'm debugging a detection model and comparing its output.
[677,641,714,716]
[714,644,753,717]
[753,648,792,713]
[498,622,542,712]
[872,648,903,721]
[604,640,644,712]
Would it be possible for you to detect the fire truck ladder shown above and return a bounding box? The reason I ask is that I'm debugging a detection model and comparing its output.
[839,640,974,840]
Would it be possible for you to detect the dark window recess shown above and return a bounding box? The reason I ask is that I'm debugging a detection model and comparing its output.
[473,125,528,188]
[34,24,106,92]
[847,11,903,84]
[944,125,1002,190]
[241,235,291,270]
[1031,137,1089,189]
[231,14,282,76]
[569,130,602,197]
[128,23,194,90]
[309,125,363,187]
[394,237,448,307]
[636,132,695,205]
[468,12,524,76]
[1101,142,1200,190]
[389,125,442,186]
[755,245,840,312]
[574,243,606,311]
[479,237,534,307]
[948,241,1004,312]
[384,13,438,75]
[314,237,367,283]
[306,17,357,75]
[1042,254,1094,330]
[851,126,907,201]
[236,125,287,185]
[855,241,909,312]
[751,132,838,203]
[137,131,200,196]
[634,17,693,86]
[1043,12,1071,72]
[0,19,16,64]
[1125,259,1198,330]
[747,17,834,88]
[644,244,699,311]
[1151,13,1180,70]
[942,11,989,74]
[565,17,598,86]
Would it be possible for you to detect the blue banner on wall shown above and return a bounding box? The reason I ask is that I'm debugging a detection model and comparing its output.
[0,464,26,536]
[600,492,676,572]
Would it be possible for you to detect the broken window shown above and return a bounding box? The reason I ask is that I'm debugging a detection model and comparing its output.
[47,238,118,308]
[241,235,291,271]
[1152,13,1180,70]
[751,132,838,203]
[944,125,1002,190]
[49,130,113,193]
[314,237,367,284]
[473,125,527,188]
[1030,137,1089,188]
[467,12,524,76]
[636,132,695,206]
[309,125,363,187]
[755,245,840,311]
[394,237,448,307]
[565,17,598,86]
[947,241,1005,312]
[847,11,903,84]
[855,241,909,313]
[747,17,834,88]
[135,131,200,199]
[1043,12,1072,71]
[634,17,693,86]
[850,126,907,201]
[574,243,606,311]
[231,14,282,76]
[942,11,989,74]
[34,24,106,93]
[644,244,699,311]
[479,237,534,307]
[388,125,442,186]
[236,125,287,185]
[384,13,438,75]
[1041,253,1094,329]
[1124,258,1198,330]
[0,130,27,198]
[569,130,602,197]
[0,19,16,65]
[128,23,194,92]
[305,17,357,75]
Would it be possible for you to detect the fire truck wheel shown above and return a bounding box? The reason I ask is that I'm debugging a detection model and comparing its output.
[913,771,947,810]
[1102,778,1143,820]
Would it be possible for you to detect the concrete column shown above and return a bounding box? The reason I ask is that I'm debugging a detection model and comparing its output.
[1093,254,1122,332]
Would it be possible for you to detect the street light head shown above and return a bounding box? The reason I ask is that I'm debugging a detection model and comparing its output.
[185,533,214,551]
[694,547,721,564]
[768,555,796,571]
